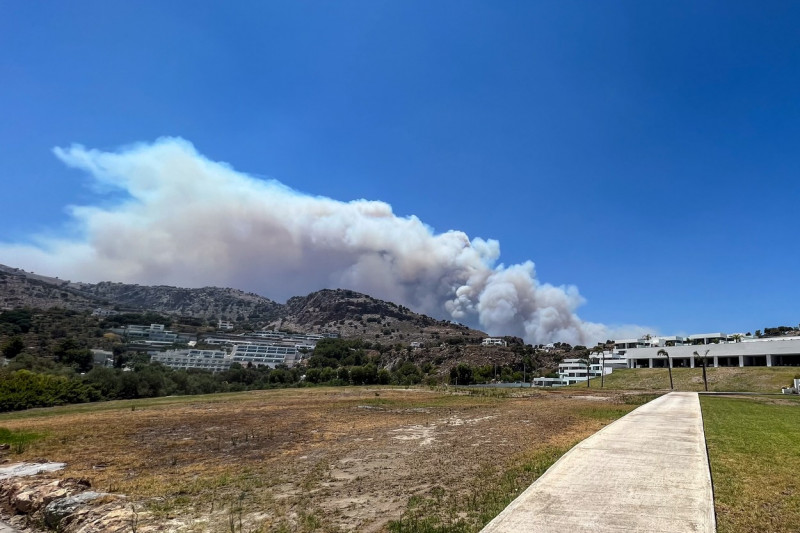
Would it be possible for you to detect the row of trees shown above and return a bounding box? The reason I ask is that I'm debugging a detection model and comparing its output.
[0,353,447,412]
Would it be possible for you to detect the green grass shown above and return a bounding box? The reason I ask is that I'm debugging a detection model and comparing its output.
[701,395,800,533]
[596,367,798,392]
[0,427,44,453]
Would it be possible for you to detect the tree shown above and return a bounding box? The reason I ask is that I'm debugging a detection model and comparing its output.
[591,345,606,388]
[53,338,93,372]
[693,349,710,392]
[450,363,473,386]
[576,350,595,388]
[658,349,673,390]
[349,365,367,385]
[377,368,390,385]
[1,336,24,359]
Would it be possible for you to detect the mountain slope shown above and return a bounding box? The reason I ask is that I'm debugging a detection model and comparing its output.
[0,264,283,321]
[275,288,485,343]
[74,281,284,321]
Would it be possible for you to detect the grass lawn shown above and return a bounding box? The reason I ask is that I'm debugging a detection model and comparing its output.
[597,367,798,392]
[701,395,800,533]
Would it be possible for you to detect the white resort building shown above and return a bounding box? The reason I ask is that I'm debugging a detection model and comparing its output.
[230,343,306,368]
[150,349,232,372]
[147,329,331,371]
[534,331,800,387]
[112,324,192,347]
[622,334,800,369]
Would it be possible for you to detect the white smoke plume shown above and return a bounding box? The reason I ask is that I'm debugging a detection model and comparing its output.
[0,138,650,345]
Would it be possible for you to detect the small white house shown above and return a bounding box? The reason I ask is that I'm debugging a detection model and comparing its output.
[482,338,507,347]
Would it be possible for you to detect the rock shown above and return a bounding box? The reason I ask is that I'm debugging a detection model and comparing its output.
[10,490,34,513]
[0,462,66,481]
[43,492,107,528]
[41,487,69,506]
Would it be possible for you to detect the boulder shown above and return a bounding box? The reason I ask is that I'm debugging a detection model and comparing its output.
[43,492,107,529]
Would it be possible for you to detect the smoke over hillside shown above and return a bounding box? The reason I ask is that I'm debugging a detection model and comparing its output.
[0,138,648,344]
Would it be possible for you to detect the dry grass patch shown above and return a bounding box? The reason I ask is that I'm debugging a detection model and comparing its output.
[0,387,640,532]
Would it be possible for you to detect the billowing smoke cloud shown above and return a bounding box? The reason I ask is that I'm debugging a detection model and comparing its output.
[0,138,650,345]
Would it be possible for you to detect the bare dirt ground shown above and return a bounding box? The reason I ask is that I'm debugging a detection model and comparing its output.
[0,387,646,532]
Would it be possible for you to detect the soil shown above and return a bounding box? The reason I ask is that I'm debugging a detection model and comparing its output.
[0,387,634,532]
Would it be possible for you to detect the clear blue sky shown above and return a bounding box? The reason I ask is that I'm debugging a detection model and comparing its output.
[1,1,799,336]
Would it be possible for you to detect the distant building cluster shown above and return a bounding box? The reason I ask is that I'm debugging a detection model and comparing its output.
[147,329,339,372]
[534,332,800,387]
[111,323,193,347]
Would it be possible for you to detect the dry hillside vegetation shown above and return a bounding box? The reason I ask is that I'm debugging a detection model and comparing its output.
[0,388,644,532]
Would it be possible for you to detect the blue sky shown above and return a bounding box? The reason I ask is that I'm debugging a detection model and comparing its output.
[1,1,799,338]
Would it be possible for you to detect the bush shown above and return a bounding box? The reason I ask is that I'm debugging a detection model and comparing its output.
[0,370,101,412]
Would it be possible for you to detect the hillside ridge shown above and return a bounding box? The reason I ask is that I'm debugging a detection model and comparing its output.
[0,264,489,342]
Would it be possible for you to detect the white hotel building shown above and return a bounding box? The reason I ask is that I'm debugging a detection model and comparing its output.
[619,334,800,369]
[151,349,232,372]
[534,332,800,387]
[149,329,327,372]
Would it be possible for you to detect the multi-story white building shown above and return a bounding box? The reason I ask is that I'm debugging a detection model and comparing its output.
[151,349,232,372]
[533,348,623,387]
[534,331,800,387]
[623,335,800,369]
[555,358,605,385]
[230,343,305,368]
[200,329,335,368]
[247,330,339,343]
[113,323,192,347]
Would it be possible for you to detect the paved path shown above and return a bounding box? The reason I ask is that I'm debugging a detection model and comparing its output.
[481,392,716,533]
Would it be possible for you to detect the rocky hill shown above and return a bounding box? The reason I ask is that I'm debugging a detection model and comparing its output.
[74,281,284,322]
[0,264,284,321]
[0,265,484,341]
[0,264,571,374]
[273,288,485,344]
[0,265,100,311]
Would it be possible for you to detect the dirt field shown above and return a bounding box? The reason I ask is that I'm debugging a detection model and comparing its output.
[0,387,649,532]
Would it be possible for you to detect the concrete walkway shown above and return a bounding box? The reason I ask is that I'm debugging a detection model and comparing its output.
[482,392,716,533]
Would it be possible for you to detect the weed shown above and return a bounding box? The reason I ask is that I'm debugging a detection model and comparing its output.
[0,427,42,453]
[621,393,661,405]
[129,503,139,533]
[389,445,572,532]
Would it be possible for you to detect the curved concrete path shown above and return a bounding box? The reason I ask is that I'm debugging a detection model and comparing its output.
[482,392,715,533]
